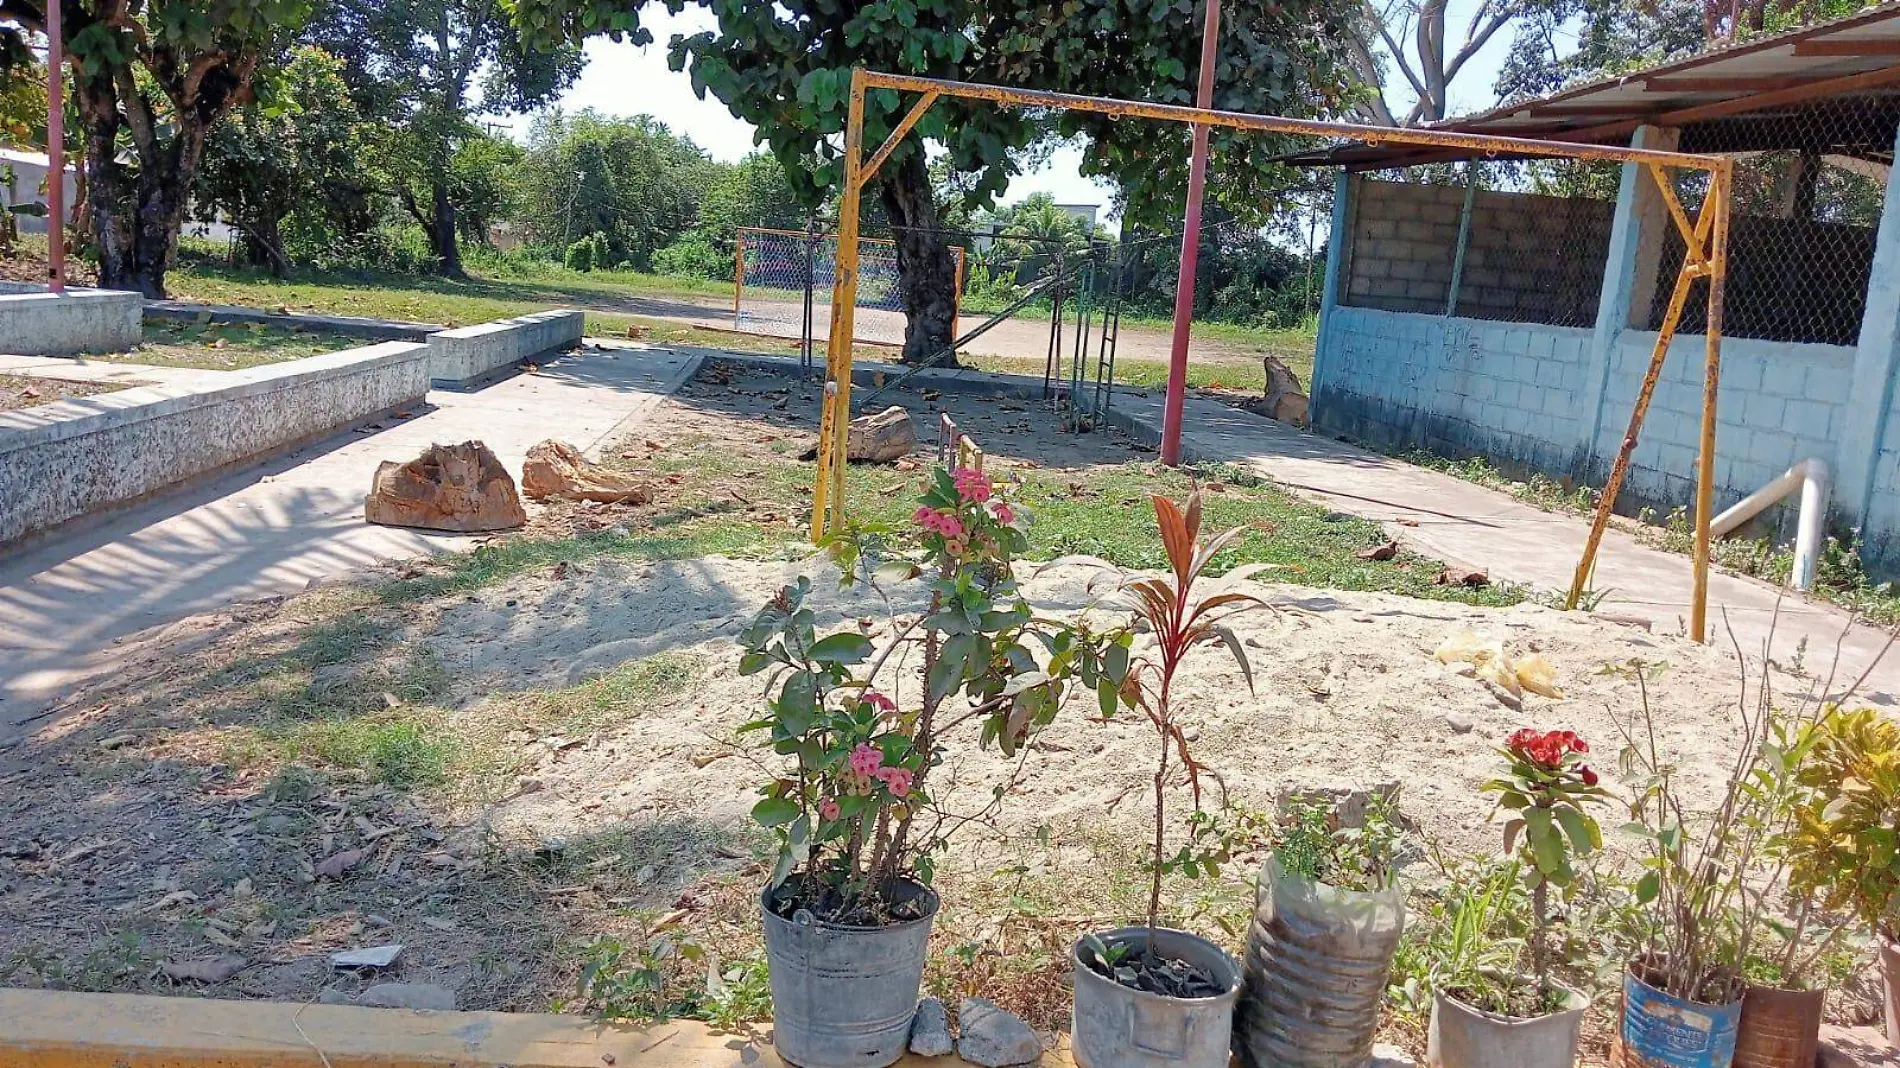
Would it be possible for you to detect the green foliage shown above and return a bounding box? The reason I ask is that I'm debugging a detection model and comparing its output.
[518,110,714,271]
[1275,796,1404,893]
[1389,859,1537,1021]
[1789,707,1900,939]
[564,231,610,272]
[697,152,806,244]
[566,926,704,1022]
[650,234,727,280]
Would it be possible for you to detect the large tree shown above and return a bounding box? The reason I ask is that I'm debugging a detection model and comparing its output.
[195,45,373,276]
[511,0,1358,365]
[306,0,583,276]
[0,0,311,296]
[517,110,712,268]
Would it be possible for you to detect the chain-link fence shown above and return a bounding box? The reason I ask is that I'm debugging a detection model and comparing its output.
[1338,160,1621,329]
[734,227,964,347]
[1648,94,1894,347]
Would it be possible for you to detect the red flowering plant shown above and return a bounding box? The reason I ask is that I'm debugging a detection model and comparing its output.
[740,465,1130,926]
[1481,728,1610,1000]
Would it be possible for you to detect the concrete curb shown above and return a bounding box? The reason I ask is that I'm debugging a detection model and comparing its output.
[144,300,442,341]
[0,989,1075,1067]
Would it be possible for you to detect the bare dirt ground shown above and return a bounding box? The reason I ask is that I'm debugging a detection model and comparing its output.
[0,365,1875,1058]
[0,373,127,411]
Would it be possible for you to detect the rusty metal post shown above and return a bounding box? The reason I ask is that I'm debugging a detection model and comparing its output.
[46,0,65,294]
[1160,0,1221,467]
[1691,163,1733,644]
[732,231,744,318]
[1566,173,1717,612]
[810,70,869,543]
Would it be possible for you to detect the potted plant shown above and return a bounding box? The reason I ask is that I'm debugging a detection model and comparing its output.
[1070,491,1264,1068]
[1612,659,1792,1068]
[1424,729,1606,1068]
[1786,706,1900,1051]
[740,465,1127,1068]
[1235,793,1407,1068]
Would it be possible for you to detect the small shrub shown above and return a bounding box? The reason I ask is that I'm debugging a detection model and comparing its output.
[651,235,729,281]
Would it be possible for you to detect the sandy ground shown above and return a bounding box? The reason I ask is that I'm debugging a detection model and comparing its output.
[0,365,1875,1051]
[0,373,127,412]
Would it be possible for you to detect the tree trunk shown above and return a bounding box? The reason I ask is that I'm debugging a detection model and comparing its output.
[430,177,464,278]
[877,152,958,368]
[75,76,204,298]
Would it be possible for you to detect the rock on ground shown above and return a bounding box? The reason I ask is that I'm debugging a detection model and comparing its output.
[957,997,1041,1067]
[847,405,917,463]
[909,996,953,1056]
[354,982,457,1011]
[365,441,525,532]
[521,439,652,504]
[1371,1042,1418,1068]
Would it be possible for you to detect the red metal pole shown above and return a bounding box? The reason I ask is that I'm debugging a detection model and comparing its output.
[1160,0,1219,466]
[46,0,65,294]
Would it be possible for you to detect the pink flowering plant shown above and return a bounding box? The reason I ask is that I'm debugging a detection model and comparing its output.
[740,465,1130,925]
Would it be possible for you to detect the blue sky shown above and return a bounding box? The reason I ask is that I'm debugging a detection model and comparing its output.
[507,2,1535,222]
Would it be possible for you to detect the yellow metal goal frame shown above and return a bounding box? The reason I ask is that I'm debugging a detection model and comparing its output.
[812,67,1736,643]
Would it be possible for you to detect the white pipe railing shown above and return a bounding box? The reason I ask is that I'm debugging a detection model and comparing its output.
[1709,458,1829,591]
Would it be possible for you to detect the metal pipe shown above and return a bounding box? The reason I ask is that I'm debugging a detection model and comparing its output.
[810,70,869,543]
[1445,165,1477,317]
[1691,163,1732,643]
[854,71,1726,172]
[1160,0,1221,466]
[46,0,64,294]
[1710,459,1830,591]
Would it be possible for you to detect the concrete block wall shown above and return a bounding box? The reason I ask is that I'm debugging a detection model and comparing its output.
[428,308,584,387]
[0,341,429,546]
[0,285,144,357]
[1313,306,1594,477]
[1594,332,1853,516]
[1341,182,1463,315]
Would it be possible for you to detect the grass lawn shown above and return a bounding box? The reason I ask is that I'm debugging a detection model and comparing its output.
[99,320,364,370]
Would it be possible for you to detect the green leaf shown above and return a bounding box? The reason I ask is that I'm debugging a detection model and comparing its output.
[778,671,818,736]
[1524,807,1564,876]
[752,797,799,827]
[809,632,873,665]
[1635,870,1661,904]
[1554,805,1602,857]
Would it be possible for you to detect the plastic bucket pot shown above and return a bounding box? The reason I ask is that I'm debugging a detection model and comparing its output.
[1732,983,1824,1068]
[759,880,939,1068]
[1426,980,1589,1068]
[1617,964,1743,1068]
[1235,854,1406,1068]
[1070,926,1241,1068]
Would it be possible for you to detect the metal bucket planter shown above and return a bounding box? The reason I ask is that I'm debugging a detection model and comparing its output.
[1235,854,1406,1068]
[759,880,939,1068]
[1616,963,1743,1068]
[1426,979,1589,1068]
[1732,983,1824,1068]
[1070,926,1241,1068]
[1882,933,1900,1048]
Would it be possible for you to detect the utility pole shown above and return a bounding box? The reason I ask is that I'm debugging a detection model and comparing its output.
[1160,0,1220,466]
[46,0,65,294]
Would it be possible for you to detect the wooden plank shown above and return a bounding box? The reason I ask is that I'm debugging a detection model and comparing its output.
[1793,38,1900,56]
[0,989,1077,1068]
[1644,73,1845,91]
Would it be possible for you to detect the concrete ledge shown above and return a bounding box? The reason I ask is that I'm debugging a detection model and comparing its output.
[0,284,144,357]
[430,308,584,388]
[145,300,442,342]
[0,340,430,545]
[0,989,1074,1067]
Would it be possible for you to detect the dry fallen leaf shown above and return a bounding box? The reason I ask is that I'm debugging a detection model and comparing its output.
[161,955,247,984]
[314,848,366,880]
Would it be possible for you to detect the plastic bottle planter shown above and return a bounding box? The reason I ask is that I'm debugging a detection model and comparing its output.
[1731,984,1825,1068]
[1070,926,1242,1068]
[1426,979,1589,1068]
[1235,854,1406,1068]
[1617,965,1743,1068]
[758,880,940,1068]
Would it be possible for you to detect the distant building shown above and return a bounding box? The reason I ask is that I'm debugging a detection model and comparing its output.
[0,147,77,236]
[1054,203,1100,228]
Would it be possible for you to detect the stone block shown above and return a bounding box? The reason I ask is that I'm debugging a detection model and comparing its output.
[1742,393,1787,430]
[0,287,144,357]
[1760,361,1809,398]
[428,309,584,388]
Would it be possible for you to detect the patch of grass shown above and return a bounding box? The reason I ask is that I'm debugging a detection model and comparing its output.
[963,354,1276,393]
[498,651,703,735]
[268,711,455,787]
[95,321,362,370]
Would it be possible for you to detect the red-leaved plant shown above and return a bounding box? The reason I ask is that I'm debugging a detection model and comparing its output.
[1112,492,1267,957]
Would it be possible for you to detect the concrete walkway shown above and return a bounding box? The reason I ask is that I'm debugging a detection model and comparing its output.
[0,344,699,731]
[1106,388,1900,703]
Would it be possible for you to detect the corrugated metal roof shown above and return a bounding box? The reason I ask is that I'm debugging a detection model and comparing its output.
[1288,1,1900,168]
